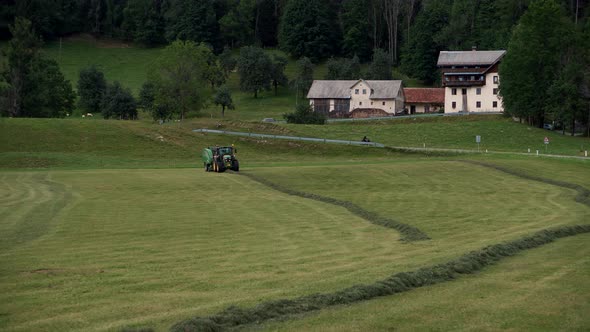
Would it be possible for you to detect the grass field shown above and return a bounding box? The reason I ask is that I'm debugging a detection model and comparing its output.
[1,115,589,331]
[40,37,434,121]
[1,38,589,331]
[1,161,588,331]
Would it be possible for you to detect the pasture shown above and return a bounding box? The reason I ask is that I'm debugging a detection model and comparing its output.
[1,139,589,331]
[0,39,589,331]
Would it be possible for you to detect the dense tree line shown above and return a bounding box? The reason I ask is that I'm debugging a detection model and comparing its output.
[5,1,587,60]
[500,0,589,132]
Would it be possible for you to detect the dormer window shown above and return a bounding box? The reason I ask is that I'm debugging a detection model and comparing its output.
[362,89,366,94]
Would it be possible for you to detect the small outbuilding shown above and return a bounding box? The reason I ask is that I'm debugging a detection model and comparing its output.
[403,88,445,114]
[307,79,405,118]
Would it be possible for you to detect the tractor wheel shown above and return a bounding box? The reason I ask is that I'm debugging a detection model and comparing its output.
[232,160,240,172]
[217,161,226,173]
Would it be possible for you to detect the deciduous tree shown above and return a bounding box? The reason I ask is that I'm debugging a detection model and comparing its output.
[213,85,235,117]
[366,48,392,80]
[270,54,288,96]
[237,46,272,98]
[147,40,208,120]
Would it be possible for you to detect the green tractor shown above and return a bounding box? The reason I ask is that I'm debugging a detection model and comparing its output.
[202,145,239,172]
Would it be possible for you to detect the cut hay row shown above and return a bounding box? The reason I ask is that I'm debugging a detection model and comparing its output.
[462,160,590,207]
[168,224,590,332]
[238,172,430,242]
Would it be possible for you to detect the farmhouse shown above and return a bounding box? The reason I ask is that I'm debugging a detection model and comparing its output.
[437,49,506,113]
[307,79,405,118]
[403,88,444,114]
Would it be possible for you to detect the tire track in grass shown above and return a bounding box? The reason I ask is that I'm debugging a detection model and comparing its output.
[161,166,590,332]
[0,173,73,251]
[238,172,430,243]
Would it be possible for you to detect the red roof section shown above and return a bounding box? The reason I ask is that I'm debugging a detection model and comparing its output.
[404,88,445,104]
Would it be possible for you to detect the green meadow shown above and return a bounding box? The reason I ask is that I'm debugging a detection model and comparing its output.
[1,116,589,331]
[0,38,589,331]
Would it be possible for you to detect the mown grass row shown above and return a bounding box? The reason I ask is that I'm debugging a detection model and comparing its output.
[168,224,590,332]
[238,172,430,242]
[463,160,590,207]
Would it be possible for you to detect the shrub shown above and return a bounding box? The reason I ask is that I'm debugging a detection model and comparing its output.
[283,104,326,125]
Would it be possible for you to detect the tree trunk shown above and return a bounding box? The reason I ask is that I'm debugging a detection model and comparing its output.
[222,105,225,117]
[571,118,575,136]
[254,89,258,98]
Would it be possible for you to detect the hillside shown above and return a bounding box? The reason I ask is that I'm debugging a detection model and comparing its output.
[1,115,588,171]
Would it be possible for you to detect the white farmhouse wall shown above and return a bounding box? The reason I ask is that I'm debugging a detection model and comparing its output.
[444,73,503,113]
[350,81,396,114]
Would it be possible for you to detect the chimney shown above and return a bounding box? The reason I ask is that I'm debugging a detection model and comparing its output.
[472,46,477,51]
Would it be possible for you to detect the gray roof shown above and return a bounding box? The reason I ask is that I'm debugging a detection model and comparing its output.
[307,80,403,99]
[437,50,506,66]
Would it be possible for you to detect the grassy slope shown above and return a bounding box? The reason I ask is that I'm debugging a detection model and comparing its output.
[284,115,590,156]
[42,38,432,121]
[1,161,588,331]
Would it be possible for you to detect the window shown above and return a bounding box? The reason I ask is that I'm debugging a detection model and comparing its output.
[355,89,359,94]
[371,102,373,105]
[461,89,467,95]
[452,102,456,109]
[476,88,481,95]
[476,101,481,108]
[382,102,385,106]
[493,101,498,108]
[459,76,464,81]
[493,88,498,95]
[362,89,367,94]
[445,77,449,81]
[471,76,475,81]
[452,88,457,95]
[359,102,362,106]
[480,76,484,81]
[493,76,499,84]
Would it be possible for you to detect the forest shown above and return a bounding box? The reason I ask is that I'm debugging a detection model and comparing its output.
[0,0,589,130]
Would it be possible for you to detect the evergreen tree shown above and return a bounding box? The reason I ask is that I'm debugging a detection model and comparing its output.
[77,65,107,114]
[401,1,449,84]
[279,0,341,61]
[101,81,137,120]
[499,0,571,127]
[219,0,255,47]
[341,0,372,61]
[237,46,272,98]
[213,85,235,117]
[165,0,220,51]
[366,48,393,80]
[122,0,166,46]
[1,17,74,118]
